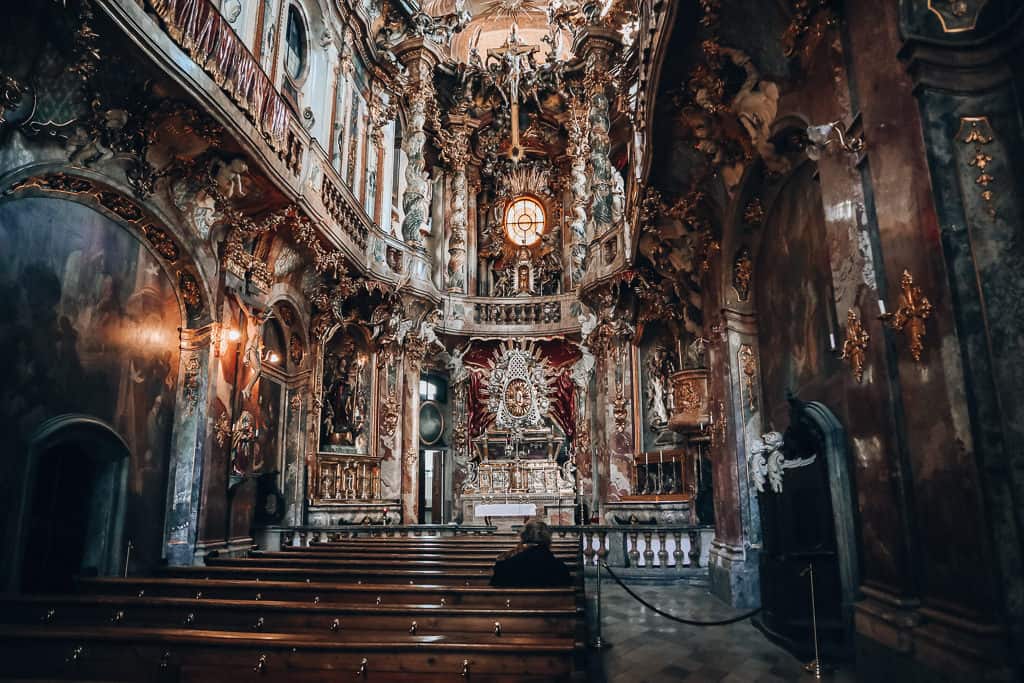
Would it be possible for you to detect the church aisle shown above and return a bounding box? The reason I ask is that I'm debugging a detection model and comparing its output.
[588,583,856,683]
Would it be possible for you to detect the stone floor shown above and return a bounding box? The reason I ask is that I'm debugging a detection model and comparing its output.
[585,579,857,683]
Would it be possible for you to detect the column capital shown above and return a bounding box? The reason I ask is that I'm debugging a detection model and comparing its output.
[393,37,446,72]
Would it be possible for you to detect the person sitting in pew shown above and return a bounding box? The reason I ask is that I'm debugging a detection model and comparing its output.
[490,519,572,588]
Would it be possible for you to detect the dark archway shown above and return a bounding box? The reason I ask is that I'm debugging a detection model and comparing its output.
[15,415,129,592]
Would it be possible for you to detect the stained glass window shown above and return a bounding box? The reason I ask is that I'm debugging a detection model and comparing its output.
[504,196,545,247]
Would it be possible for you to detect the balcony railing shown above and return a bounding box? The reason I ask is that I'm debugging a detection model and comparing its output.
[441,293,581,337]
[146,0,289,152]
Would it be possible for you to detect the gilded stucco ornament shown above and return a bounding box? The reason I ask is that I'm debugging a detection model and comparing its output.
[732,247,753,302]
[880,270,933,364]
[743,198,764,227]
[484,340,555,436]
[958,116,997,218]
[182,355,201,413]
[739,344,758,413]
[927,0,989,33]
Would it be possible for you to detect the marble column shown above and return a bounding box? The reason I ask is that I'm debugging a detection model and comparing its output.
[164,325,214,565]
[399,334,427,523]
[707,309,763,608]
[393,39,442,251]
[574,29,619,249]
[438,115,479,293]
[566,98,590,286]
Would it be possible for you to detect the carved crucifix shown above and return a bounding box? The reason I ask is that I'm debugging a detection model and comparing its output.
[487,23,537,162]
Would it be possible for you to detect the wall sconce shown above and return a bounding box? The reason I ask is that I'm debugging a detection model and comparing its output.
[806,121,864,160]
[226,328,242,342]
[879,270,933,364]
[262,349,281,365]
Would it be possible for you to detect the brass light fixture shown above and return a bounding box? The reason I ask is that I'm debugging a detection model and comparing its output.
[879,270,933,363]
[806,121,864,159]
[841,308,870,383]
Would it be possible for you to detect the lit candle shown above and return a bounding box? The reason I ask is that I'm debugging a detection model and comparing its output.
[878,299,887,315]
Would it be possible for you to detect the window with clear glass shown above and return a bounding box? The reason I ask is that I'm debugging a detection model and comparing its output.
[284,6,306,81]
[504,196,545,247]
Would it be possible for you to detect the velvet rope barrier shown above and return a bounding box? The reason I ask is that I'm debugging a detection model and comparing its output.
[599,562,762,626]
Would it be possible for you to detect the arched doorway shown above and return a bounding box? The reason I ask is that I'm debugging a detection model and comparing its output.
[755,399,859,659]
[17,416,129,592]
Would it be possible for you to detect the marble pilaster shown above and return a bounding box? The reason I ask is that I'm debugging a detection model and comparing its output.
[399,335,427,523]
[164,324,214,565]
[706,309,763,608]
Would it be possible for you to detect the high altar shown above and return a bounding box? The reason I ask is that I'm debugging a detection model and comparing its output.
[461,428,576,526]
[458,341,578,526]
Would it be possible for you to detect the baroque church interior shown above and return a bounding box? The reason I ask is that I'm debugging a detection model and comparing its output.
[0,0,1022,680]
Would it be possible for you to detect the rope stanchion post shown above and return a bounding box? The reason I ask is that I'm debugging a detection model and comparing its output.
[589,560,609,649]
[123,539,133,577]
[801,562,833,678]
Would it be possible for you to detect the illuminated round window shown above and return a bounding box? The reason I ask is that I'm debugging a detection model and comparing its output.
[504,196,545,247]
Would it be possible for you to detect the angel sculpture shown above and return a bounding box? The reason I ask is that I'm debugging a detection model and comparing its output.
[445,342,473,386]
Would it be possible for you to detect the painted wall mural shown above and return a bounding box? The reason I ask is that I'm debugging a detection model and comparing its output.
[755,165,841,430]
[0,197,181,571]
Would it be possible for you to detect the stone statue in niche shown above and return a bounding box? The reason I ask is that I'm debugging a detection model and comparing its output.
[610,167,626,226]
[538,233,563,294]
[230,410,260,477]
[492,267,514,297]
[644,344,677,432]
[321,334,370,450]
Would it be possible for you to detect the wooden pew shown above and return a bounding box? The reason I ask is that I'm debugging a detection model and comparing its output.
[161,564,497,586]
[2,530,587,681]
[78,577,580,609]
[0,594,582,639]
[0,625,577,681]
[218,554,580,570]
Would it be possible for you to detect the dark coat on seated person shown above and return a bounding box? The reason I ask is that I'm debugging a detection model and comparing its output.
[490,544,572,588]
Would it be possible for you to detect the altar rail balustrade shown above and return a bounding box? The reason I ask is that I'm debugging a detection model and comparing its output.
[442,294,580,337]
[272,525,500,546]
[267,524,714,572]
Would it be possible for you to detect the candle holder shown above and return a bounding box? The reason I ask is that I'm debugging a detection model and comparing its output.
[879,270,932,364]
